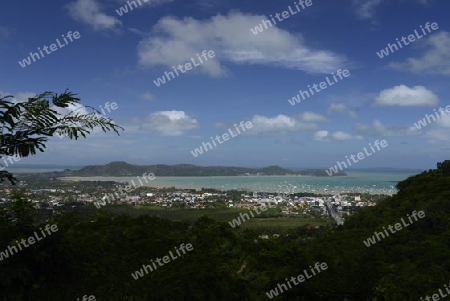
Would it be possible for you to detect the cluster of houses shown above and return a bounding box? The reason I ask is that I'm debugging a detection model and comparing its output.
[233,192,376,218]
[0,183,380,220]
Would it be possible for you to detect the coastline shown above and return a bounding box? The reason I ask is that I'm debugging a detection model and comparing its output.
[57,172,407,195]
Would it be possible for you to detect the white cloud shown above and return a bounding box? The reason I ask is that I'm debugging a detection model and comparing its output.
[327,103,357,118]
[435,113,450,128]
[426,129,450,141]
[352,0,383,19]
[66,0,122,31]
[135,110,199,136]
[298,111,330,122]
[355,119,420,137]
[424,113,450,141]
[353,0,431,20]
[2,91,91,116]
[412,0,433,4]
[388,31,450,75]
[116,0,172,6]
[10,92,36,103]
[140,92,154,101]
[53,102,100,139]
[374,85,438,107]
[314,130,364,141]
[1,91,40,104]
[137,12,347,77]
[215,114,318,136]
[248,114,319,136]
[128,28,149,37]
[54,102,91,117]
[0,26,16,39]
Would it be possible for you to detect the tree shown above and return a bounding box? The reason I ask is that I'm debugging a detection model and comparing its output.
[0,89,123,184]
[437,160,450,176]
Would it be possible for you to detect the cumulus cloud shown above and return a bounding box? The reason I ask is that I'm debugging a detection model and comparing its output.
[140,92,154,101]
[0,26,16,40]
[7,92,36,103]
[54,102,99,139]
[374,85,439,107]
[117,0,173,6]
[2,91,91,116]
[55,102,93,118]
[135,110,199,136]
[298,112,330,122]
[353,0,432,20]
[215,114,319,136]
[2,90,102,117]
[352,0,382,19]
[248,114,320,136]
[355,119,420,137]
[314,130,364,141]
[424,113,450,141]
[137,12,347,77]
[128,27,149,37]
[388,31,450,75]
[327,103,357,118]
[426,129,450,141]
[66,0,122,31]
[435,113,450,128]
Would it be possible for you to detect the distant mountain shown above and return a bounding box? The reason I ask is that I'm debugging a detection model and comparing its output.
[41,161,347,177]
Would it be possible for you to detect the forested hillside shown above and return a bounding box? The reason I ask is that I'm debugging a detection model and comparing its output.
[0,161,449,300]
[43,161,347,177]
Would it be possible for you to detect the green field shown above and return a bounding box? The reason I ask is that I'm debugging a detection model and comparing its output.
[82,205,334,232]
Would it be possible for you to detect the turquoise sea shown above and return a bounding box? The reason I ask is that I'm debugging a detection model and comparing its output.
[59,169,424,195]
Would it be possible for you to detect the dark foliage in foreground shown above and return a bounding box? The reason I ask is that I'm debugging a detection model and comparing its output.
[0,90,123,184]
[0,161,449,300]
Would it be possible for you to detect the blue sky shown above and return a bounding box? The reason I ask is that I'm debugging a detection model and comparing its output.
[1,0,449,169]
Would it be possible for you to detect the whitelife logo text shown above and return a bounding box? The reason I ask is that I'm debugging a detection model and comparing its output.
[420,283,450,301]
[266,262,328,299]
[59,102,119,139]
[115,0,148,16]
[190,121,253,158]
[414,105,450,130]
[376,22,439,59]
[325,140,388,176]
[0,155,21,171]
[228,206,268,228]
[0,224,58,262]
[94,172,155,208]
[18,31,81,68]
[363,210,425,247]
[153,50,215,87]
[288,69,350,106]
[131,243,193,280]
[250,0,313,35]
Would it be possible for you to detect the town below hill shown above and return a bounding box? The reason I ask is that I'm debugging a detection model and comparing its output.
[43,161,347,177]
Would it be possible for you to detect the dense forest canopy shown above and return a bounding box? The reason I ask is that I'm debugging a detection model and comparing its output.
[0,161,448,300]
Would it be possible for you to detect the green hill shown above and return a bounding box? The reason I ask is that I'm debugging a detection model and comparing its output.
[3,162,449,299]
[46,161,347,177]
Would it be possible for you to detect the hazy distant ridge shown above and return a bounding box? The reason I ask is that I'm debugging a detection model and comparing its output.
[50,161,347,177]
